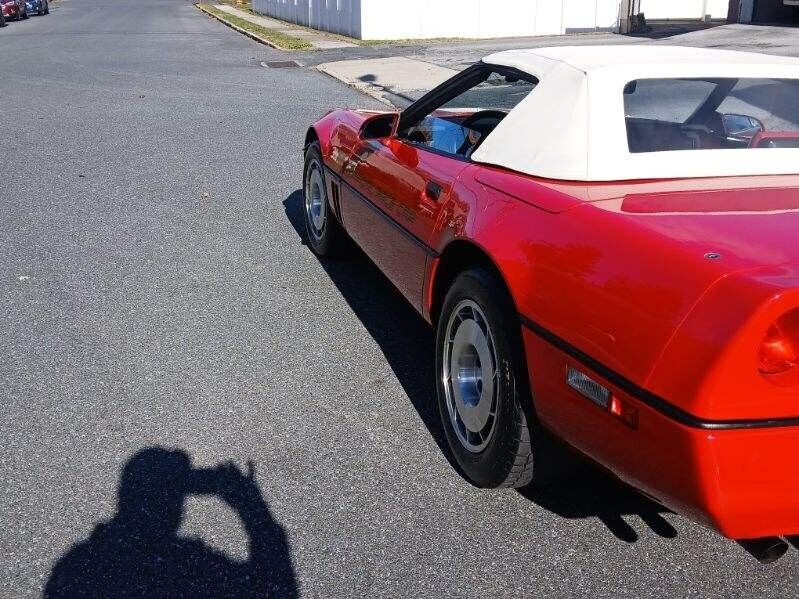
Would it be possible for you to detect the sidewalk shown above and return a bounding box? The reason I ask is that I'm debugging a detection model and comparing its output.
[212,4,357,50]
[317,57,457,106]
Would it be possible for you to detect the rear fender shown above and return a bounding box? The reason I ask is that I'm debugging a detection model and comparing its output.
[646,264,799,421]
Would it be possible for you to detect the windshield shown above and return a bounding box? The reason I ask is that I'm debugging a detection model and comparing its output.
[399,69,537,159]
[624,78,799,153]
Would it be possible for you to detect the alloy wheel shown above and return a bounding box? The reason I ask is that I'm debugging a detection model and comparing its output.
[442,299,499,453]
[304,162,327,242]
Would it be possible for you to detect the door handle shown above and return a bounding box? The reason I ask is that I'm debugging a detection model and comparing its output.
[344,145,374,174]
[344,154,363,174]
[425,181,443,201]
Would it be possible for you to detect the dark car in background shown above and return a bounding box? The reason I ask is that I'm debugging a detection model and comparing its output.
[25,0,47,15]
[1,0,28,20]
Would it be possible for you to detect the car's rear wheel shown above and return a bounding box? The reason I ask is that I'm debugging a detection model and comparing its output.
[435,267,537,488]
[302,141,349,257]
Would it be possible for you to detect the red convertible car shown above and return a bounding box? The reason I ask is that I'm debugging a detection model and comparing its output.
[1,0,27,21]
[303,46,799,560]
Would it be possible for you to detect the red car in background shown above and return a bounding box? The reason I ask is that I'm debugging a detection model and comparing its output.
[303,45,799,562]
[1,0,28,21]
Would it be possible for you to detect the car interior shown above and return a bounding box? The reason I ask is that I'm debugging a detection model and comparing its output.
[404,109,511,158]
[624,77,799,153]
[396,65,538,160]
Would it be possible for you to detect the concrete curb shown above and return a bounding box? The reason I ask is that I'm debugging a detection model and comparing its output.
[194,3,287,50]
[315,63,396,108]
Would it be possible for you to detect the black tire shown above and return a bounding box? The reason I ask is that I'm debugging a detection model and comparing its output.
[435,266,537,488]
[21,6,28,18]
[302,141,349,257]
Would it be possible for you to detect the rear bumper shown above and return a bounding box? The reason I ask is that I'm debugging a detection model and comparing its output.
[697,425,799,538]
[522,324,799,540]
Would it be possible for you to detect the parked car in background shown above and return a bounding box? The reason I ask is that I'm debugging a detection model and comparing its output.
[303,45,799,563]
[1,0,27,20]
[25,0,48,15]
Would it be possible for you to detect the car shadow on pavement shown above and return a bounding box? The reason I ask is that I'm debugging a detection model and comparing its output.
[519,458,677,543]
[284,189,677,544]
[44,447,297,598]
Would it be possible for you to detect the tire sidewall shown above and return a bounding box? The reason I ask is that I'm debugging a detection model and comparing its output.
[435,268,532,488]
[302,143,334,256]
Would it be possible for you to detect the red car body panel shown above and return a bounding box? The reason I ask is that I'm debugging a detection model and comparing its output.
[339,137,469,307]
[750,130,799,148]
[308,109,799,540]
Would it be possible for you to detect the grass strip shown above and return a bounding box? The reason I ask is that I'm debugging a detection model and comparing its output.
[196,4,312,50]
[355,37,465,47]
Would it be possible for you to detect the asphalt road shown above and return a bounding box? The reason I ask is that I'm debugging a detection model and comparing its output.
[3,1,799,596]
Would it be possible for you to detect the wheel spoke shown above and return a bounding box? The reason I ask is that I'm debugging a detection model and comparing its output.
[442,298,500,454]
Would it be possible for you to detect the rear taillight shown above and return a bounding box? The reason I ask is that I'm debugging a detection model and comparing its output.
[759,310,799,375]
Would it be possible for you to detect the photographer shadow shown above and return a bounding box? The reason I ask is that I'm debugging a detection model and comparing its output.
[45,447,297,598]
[283,189,677,544]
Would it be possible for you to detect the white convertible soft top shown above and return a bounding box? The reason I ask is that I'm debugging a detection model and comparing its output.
[471,45,799,181]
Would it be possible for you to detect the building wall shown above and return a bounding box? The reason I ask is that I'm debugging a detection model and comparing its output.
[251,0,363,37]
[252,0,730,40]
[360,0,585,39]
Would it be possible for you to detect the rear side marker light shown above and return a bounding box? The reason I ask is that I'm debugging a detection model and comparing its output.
[566,367,610,408]
[609,395,640,429]
[566,366,639,429]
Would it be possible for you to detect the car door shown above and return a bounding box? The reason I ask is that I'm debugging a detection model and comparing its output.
[340,136,469,309]
[337,65,538,311]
